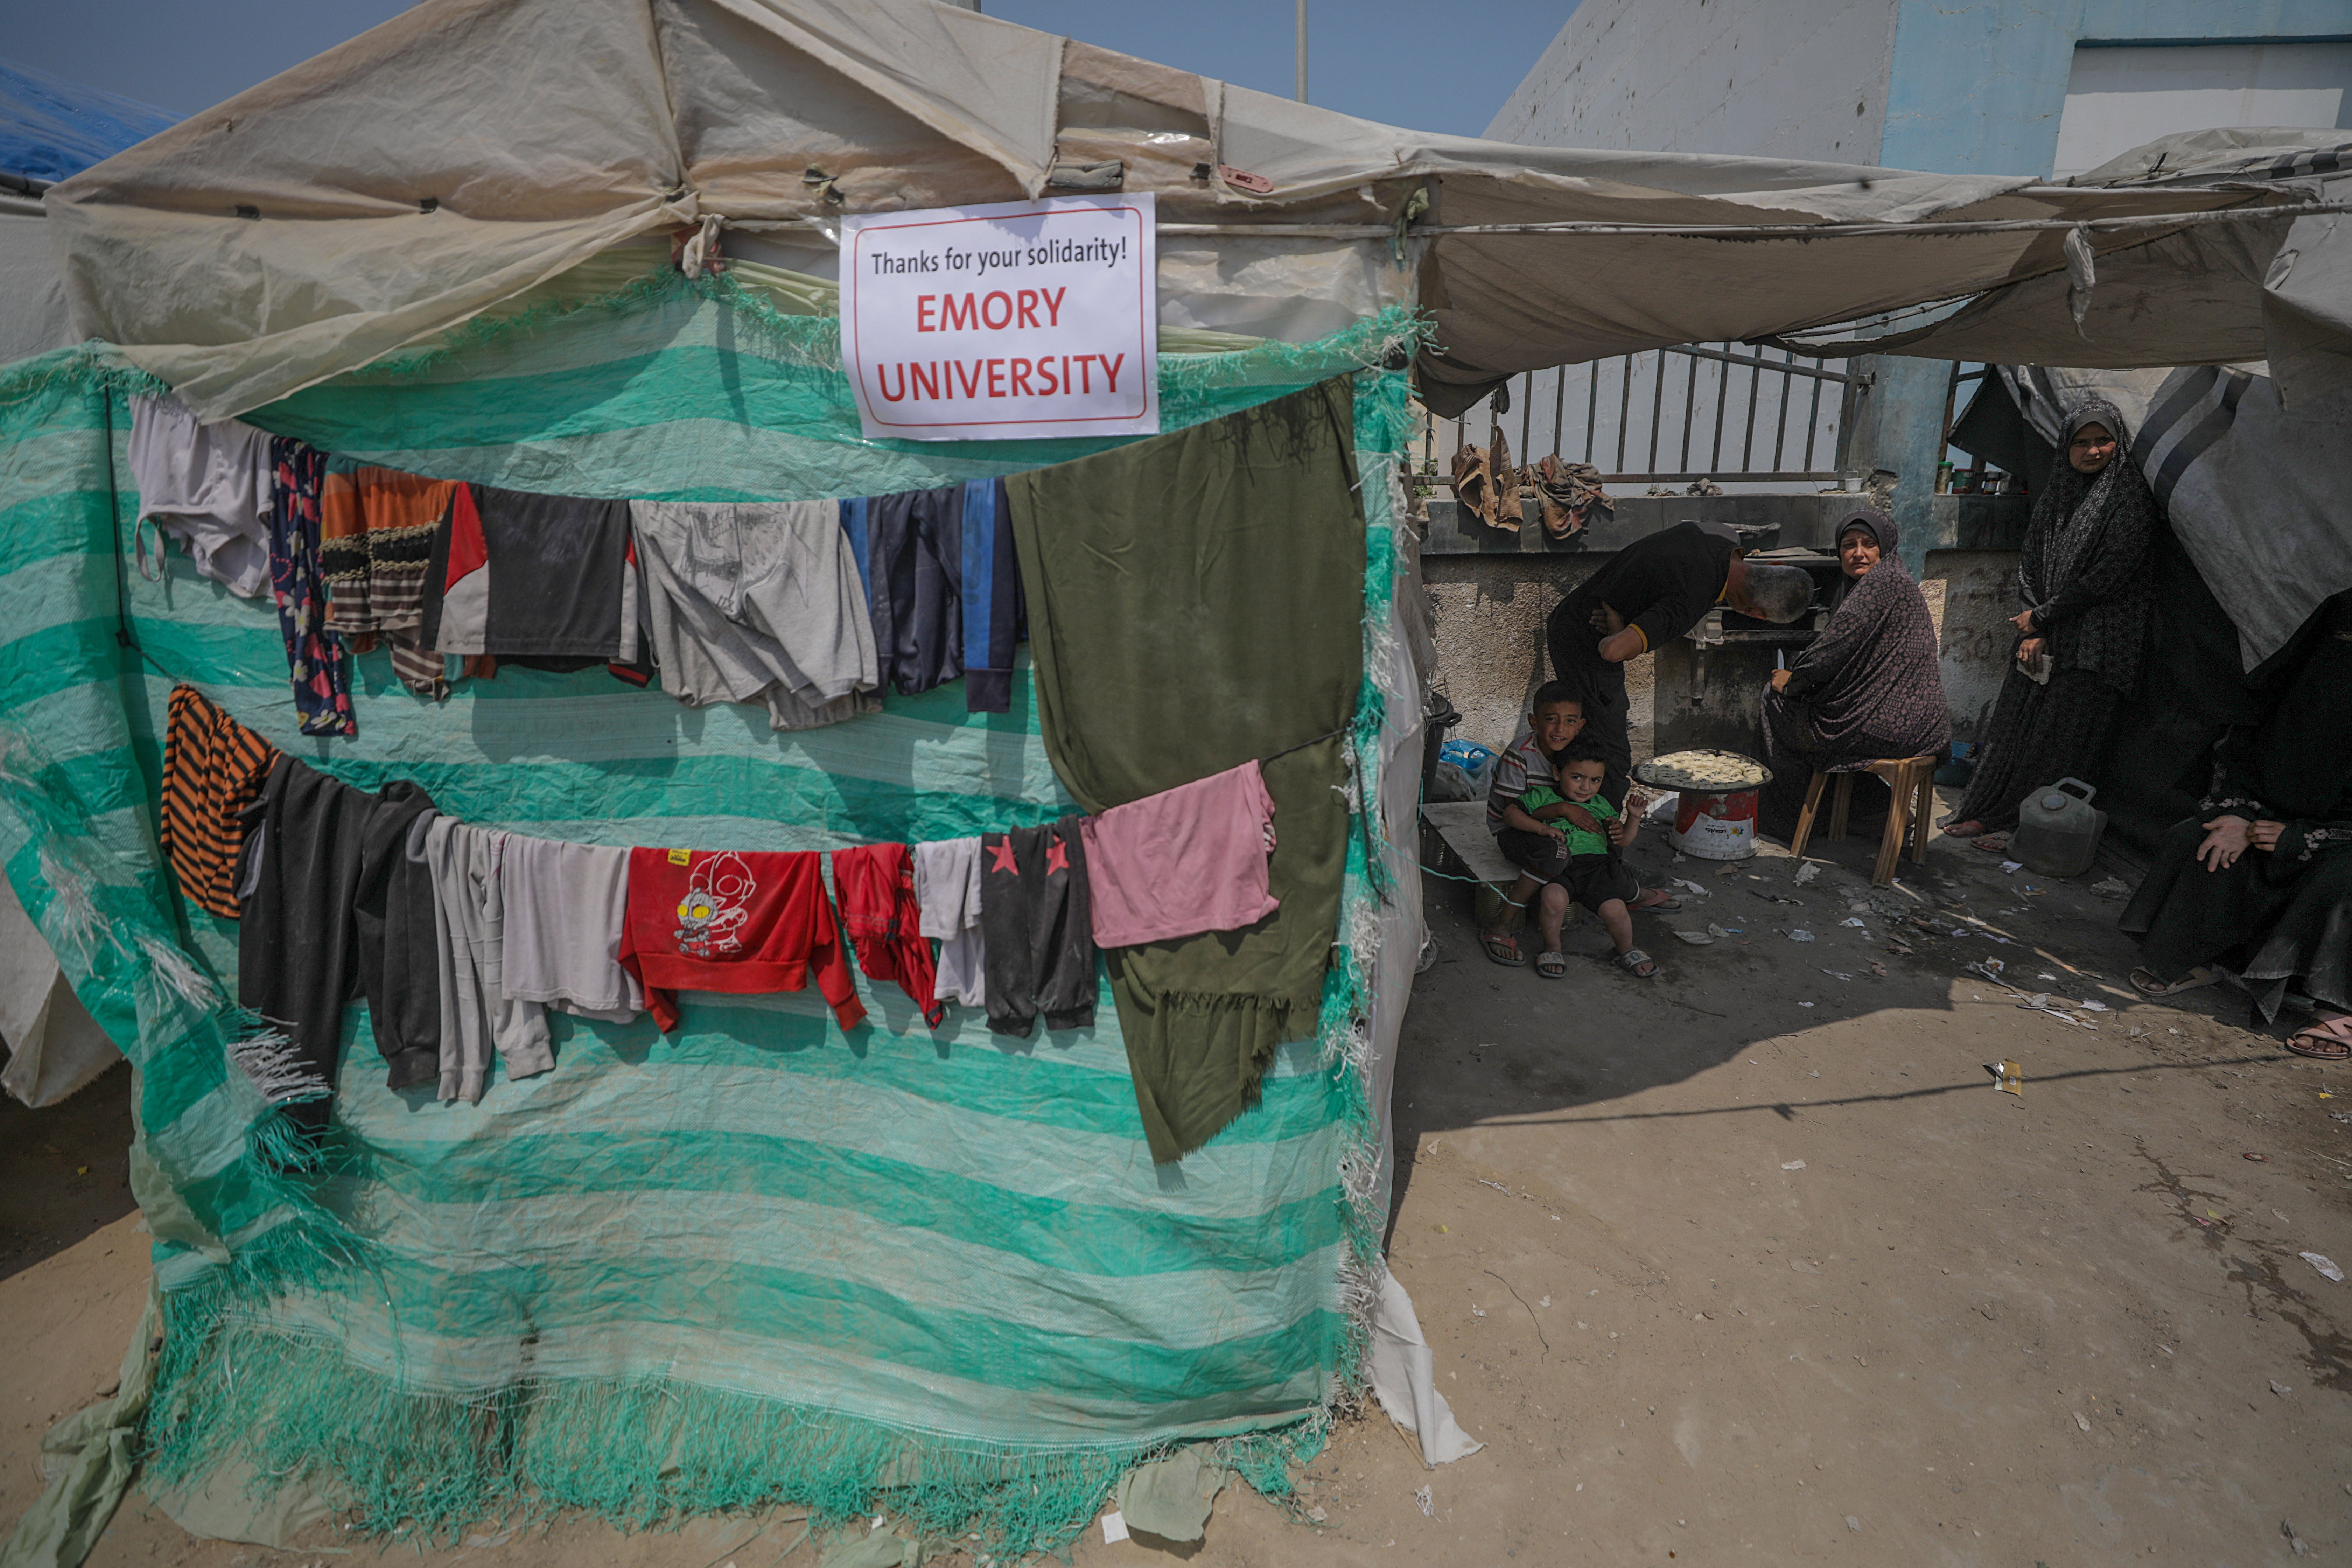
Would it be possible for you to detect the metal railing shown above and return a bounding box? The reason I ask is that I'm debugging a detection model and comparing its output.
[1428,343,1861,487]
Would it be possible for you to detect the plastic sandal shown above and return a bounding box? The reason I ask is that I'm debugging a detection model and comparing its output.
[2287,1015,2352,1060]
[2129,965,2218,998]
[1534,949,1568,979]
[1480,930,1527,967]
[1611,947,1658,979]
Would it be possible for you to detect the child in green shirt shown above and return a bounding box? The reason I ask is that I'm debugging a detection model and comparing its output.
[1499,741,1653,979]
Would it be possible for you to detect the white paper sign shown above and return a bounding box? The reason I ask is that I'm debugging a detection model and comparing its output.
[840,194,1158,442]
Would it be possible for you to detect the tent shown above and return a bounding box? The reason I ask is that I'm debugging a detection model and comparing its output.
[5,1,2340,1561]
[0,58,178,399]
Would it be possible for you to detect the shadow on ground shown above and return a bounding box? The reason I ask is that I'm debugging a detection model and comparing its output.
[0,1060,136,1283]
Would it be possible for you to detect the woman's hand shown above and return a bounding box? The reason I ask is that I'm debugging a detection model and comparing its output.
[2250,820,2288,852]
[2009,609,2038,635]
[1556,803,1602,835]
[2016,636,2046,666]
[2197,815,2252,870]
[1769,668,1792,692]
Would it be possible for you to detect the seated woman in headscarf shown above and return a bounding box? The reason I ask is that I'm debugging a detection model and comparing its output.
[2121,590,2352,1058]
[1754,508,1949,841]
[1940,399,2155,846]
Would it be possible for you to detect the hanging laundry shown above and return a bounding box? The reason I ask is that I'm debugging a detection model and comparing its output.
[499,836,643,1024]
[421,821,552,1104]
[127,393,274,598]
[839,478,1024,712]
[235,757,381,1122]
[831,843,941,1027]
[979,819,1095,1038]
[912,836,985,1007]
[630,499,881,730]
[1007,379,1362,1163]
[159,685,280,920]
[352,783,442,1091]
[266,439,355,737]
[420,483,639,669]
[619,848,865,1034]
[1080,761,1280,949]
[321,460,461,696]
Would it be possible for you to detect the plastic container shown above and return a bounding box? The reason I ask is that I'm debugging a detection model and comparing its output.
[1668,788,1760,860]
[2012,777,2107,878]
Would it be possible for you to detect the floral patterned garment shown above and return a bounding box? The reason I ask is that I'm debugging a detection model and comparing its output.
[267,438,356,737]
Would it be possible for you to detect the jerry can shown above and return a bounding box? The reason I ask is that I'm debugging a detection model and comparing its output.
[2012,776,2107,878]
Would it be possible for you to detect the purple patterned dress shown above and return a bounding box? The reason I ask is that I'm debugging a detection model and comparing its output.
[267,438,356,737]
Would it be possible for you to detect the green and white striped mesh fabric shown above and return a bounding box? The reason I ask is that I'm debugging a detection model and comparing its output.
[0,268,1419,1556]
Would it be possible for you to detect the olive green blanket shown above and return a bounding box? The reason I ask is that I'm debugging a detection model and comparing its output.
[1007,380,1366,1162]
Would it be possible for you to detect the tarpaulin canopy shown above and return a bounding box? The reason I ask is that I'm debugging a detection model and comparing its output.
[44,0,2334,420]
[1779,130,2352,408]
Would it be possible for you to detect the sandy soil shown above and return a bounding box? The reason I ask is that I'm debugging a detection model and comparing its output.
[5,794,2349,1566]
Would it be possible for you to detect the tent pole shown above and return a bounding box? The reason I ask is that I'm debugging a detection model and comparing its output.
[1296,0,1308,103]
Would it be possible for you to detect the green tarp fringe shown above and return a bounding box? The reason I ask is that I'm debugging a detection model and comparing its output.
[0,295,1424,1565]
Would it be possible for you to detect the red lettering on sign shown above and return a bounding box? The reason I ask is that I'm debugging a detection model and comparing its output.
[876,364,908,403]
[981,291,1013,330]
[1010,358,1034,396]
[910,362,940,400]
[1015,290,1041,329]
[941,294,978,332]
[1041,287,1066,326]
[1074,355,1094,393]
[953,359,982,399]
[915,296,937,333]
[1035,357,1059,396]
[987,358,1006,397]
[1100,353,1125,394]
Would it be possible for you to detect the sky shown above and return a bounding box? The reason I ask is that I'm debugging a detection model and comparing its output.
[3,0,1573,139]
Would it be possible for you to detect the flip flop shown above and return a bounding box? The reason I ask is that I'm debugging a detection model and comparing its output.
[1480,930,1527,967]
[1611,947,1658,979]
[2129,965,2218,998]
[2287,1015,2352,1060]
[1969,833,2009,854]
[1634,888,1682,911]
[1534,949,1568,979]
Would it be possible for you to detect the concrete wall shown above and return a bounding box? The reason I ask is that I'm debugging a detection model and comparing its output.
[1486,0,1900,162]
[1879,0,2352,179]
[1423,555,1660,757]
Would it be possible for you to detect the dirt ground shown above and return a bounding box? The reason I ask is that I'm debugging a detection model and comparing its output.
[5,789,2350,1567]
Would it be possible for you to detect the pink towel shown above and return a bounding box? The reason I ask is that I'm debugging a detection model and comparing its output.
[1080,761,1280,948]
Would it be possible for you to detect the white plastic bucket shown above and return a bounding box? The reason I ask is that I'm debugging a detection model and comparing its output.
[1668,788,1760,860]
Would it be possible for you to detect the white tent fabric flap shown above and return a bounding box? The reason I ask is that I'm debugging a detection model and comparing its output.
[0,874,121,1107]
[1368,1266,1483,1468]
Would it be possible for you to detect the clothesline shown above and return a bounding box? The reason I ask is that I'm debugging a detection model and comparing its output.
[166,685,1289,1122]
[124,392,1027,742]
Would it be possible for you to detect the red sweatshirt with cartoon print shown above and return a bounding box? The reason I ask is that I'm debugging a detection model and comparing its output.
[618,847,866,1032]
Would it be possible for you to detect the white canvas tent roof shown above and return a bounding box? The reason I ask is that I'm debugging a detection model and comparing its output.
[42,0,2352,419]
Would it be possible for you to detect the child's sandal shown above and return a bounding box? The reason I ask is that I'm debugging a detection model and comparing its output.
[1534,949,1568,979]
[1611,947,1658,979]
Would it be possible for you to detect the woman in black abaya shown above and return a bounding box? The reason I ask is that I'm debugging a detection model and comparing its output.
[1941,399,2154,844]
[2120,590,2352,1056]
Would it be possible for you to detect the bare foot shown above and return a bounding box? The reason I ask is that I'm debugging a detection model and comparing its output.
[1940,819,1984,838]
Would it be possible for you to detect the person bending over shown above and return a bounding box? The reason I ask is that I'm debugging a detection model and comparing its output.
[1544,520,1815,807]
